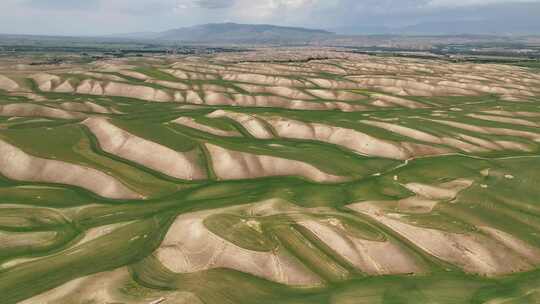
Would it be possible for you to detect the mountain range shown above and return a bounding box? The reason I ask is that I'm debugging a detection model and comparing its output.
[112,23,334,44]
[108,21,540,45]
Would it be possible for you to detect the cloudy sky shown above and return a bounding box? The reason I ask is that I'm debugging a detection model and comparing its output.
[0,0,539,35]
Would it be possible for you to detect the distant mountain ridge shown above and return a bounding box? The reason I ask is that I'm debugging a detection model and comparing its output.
[112,23,335,44]
[108,20,540,44]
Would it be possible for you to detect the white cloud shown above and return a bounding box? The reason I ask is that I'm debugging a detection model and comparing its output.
[0,0,539,35]
[173,0,320,24]
[230,0,317,20]
[427,0,540,7]
[176,0,234,9]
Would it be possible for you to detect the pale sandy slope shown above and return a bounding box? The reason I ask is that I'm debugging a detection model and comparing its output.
[344,178,540,275]
[347,200,540,276]
[83,117,206,180]
[360,119,508,153]
[207,110,274,139]
[0,103,83,120]
[297,219,425,275]
[173,117,241,137]
[262,116,449,159]
[205,143,347,183]
[59,102,112,114]
[19,267,201,304]
[156,210,322,286]
[0,139,141,200]
[0,75,19,91]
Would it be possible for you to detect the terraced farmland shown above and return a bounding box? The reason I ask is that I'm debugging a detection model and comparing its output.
[1,49,540,304]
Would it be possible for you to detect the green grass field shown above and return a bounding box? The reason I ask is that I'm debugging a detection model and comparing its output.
[1,52,540,303]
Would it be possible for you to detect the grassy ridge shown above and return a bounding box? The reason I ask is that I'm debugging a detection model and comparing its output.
[1,58,540,303]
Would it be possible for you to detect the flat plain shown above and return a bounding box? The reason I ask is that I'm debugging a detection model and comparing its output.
[1,48,540,303]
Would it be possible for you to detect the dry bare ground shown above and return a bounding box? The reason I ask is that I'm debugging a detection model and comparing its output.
[263,116,449,159]
[347,178,540,276]
[157,209,323,286]
[205,143,347,183]
[83,117,206,180]
[0,139,141,199]
[2,49,540,303]
[173,116,241,137]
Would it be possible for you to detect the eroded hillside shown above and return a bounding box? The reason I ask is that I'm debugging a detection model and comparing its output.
[1,49,540,304]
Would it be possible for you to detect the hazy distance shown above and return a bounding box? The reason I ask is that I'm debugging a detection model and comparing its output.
[0,0,539,36]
